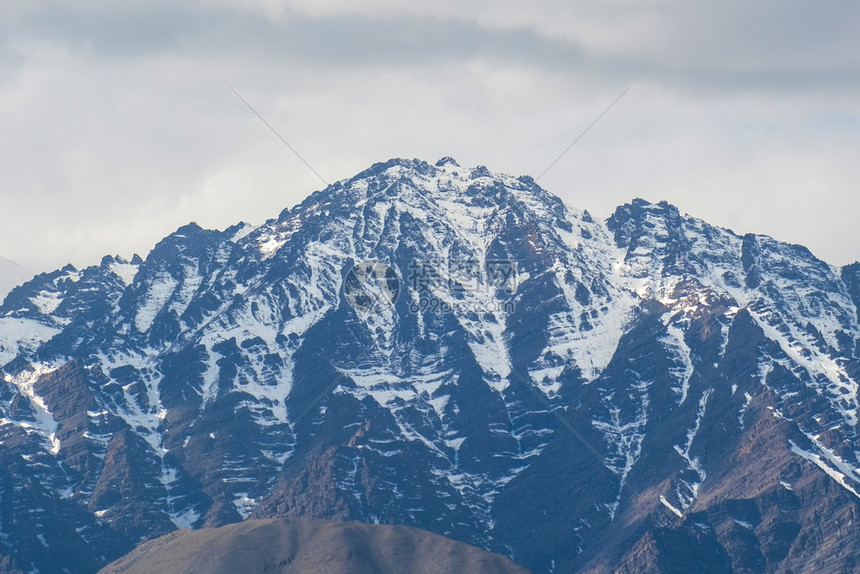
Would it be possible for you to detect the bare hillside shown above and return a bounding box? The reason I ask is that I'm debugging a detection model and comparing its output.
[98,517,533,574]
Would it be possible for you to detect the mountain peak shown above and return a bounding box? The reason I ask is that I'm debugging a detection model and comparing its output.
[346,158,519,190]
[435,156,460,167]
[353,157,435,180]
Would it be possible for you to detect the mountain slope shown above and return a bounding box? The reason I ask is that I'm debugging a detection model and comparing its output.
[98,517,533,574]
[0,256,33,302]
[1,158,859,573]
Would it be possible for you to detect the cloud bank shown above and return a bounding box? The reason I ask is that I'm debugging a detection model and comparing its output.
[1,0,858,270]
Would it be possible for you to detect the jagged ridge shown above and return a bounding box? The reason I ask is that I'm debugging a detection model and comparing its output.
[0,158,859,573]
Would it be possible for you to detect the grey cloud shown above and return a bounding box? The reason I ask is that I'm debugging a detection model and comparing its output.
[4,4,585,69]
[4,1,860,96]
[0,1,858,270]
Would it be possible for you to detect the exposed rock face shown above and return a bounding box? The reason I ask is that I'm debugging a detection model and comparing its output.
[1,158,859,573]
[98,517,533,574]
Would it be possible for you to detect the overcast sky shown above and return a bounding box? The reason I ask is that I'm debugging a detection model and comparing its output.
[2,0,859,273]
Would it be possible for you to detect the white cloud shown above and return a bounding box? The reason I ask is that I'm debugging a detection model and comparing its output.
[0,0,858,271]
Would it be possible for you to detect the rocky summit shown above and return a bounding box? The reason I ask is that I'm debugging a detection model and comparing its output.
[1,158,859,573]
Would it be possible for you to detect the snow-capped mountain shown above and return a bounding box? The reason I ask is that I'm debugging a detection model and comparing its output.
[1,158,859,573]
